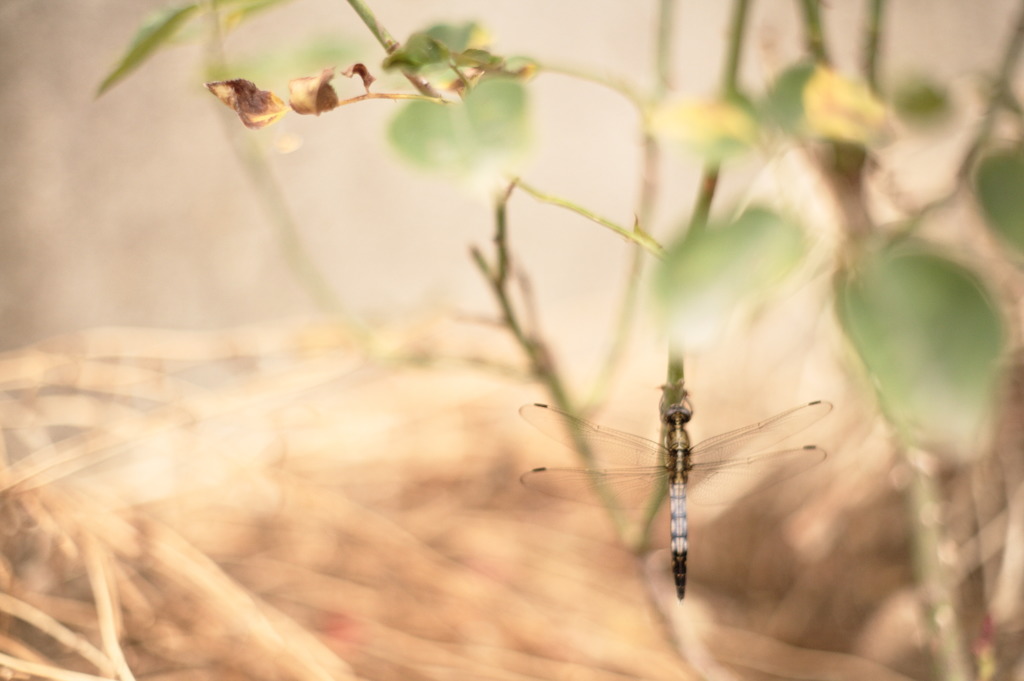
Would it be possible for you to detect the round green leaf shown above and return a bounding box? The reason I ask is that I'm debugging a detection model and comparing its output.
[974,150,1024,258]
[388,78,530,188]
[653,207,807,349]
[761,62,815,135]
[836,243,1005,459]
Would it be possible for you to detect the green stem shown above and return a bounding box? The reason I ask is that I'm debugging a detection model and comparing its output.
[204,2,366,338]
[721,0,750,97]
[473,189,630,539]
[535,62,647,110]
[343,0,398,51]
[863,0,886,93]
[905,448,972,681]
[654,0,676,97]
[587,0,677,407]
[341,0,442,98]
[799,0,831,64]
[235,135,368,335]
[959,0,1024,178]
[516,180,664,256]
[686,0,750,237]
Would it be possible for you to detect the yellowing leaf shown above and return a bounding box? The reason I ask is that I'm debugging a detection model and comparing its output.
[653,98,757,161]
[803,67,886,143]
[206,79,288,129]
[288,68,340,115]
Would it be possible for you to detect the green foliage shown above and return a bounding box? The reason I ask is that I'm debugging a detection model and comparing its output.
[97,4,200,96]
[382,22,492,73]
[836,242,1005,459]
[388,77,530,188]
[761,62,816,134]
[97,0,297,96]
[204,36,362,84]
[974,148,1024,259]
[653,207,807,349]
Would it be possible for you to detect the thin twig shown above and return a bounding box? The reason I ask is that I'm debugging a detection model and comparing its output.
[686,0,749,237]
[515,180,664,256]
[863,0,886,93]
[587,0,676,406]
[472,186,632,540]
[335,92,448,107]
[957,0,1024,179]
[203,5,370,340]
[342,0,442,98]
[798,0,831,64]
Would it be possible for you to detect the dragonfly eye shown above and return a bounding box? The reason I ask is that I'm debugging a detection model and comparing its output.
[663,403,693,423]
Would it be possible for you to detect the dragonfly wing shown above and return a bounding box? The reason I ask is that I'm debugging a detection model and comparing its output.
[519,403,664,468]
[688,445,827,505]
[689,401,832,465]
[520,466,667,508]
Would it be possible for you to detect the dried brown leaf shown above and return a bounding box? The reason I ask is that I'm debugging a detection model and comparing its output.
[341,63,376,93]
[288,68,340,116]
[205,79,288,130]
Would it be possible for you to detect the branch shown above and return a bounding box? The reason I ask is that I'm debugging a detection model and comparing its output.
[342,0,442,98]
[515,180,665,256]
[863,0,886,93]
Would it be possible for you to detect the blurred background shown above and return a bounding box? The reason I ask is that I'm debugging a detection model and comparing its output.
[1,1,1022,679]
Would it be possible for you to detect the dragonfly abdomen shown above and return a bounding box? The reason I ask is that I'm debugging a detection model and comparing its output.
[669,480,688,600]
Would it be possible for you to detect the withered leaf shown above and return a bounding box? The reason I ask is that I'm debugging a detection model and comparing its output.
[341,63,376,93]
[288,68,340,116]
[205,79,288,129]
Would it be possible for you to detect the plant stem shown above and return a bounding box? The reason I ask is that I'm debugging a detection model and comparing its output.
[685,0,750,238]
[341,0,442,97]
[587,0,677,407]
[905,448,972,681]
[473,187,630,539]
[535,62,647,110]
[799,0,831,64]
[515,180,665,256]
[654,0,676,97]
[343,0,397,51]
[203,3,366,338]
[721,0,750,98]
[334,92,447,107]
[958,0,1024,178]
[863,0,886,93]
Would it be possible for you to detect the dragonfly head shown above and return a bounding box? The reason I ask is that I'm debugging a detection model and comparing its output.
[662,398,693,425]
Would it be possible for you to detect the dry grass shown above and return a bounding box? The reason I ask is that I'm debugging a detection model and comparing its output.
[0,323,1020,680]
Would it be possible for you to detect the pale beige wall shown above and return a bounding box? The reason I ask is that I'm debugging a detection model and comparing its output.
[0,0,1018,351]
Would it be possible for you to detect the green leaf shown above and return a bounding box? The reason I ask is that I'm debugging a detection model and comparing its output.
[387,78,530,188]
[205,35,362,84]
[97,4,200,96]
[382,32,450,72]
[653,207,807,349]
[836,243,1005,459]
[761,62,815,134]
[423,22,488,53]
[974,149,1024,259]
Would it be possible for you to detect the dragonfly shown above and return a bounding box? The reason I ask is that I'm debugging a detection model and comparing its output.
[520,397,832,600]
